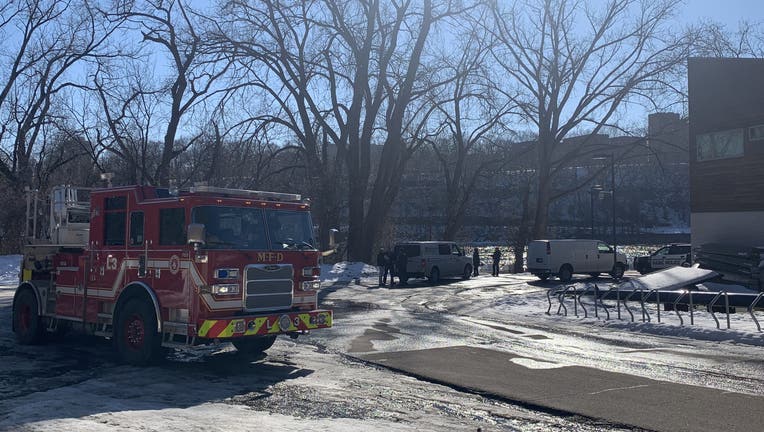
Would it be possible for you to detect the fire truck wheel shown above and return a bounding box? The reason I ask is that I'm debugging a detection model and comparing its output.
[233,335,277,356]
[13,289,43,345]
[116,298,162,366]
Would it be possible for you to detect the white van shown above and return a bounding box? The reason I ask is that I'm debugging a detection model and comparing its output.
[527,239,627,283]
[393,241,473,284]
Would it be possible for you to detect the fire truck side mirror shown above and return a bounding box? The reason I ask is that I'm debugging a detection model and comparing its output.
[328,228,338,249]
[187,223,206,247]
[322,228,339,257]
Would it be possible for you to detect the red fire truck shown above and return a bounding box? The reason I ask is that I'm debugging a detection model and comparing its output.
[12,184,333,365]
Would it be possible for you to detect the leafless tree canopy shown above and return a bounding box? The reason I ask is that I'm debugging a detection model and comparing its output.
[0,0,759,255]
[488,0,691,239]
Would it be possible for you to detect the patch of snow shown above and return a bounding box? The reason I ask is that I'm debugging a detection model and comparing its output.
[0,255,21,286]
[320,262,378,284]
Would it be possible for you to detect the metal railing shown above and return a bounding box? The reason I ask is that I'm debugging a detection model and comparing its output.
[546,283,764,331]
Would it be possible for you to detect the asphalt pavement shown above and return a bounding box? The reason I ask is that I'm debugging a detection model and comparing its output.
[359,345,763,432]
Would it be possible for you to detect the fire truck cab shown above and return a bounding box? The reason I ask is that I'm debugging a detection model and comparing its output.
[12,184,332,365]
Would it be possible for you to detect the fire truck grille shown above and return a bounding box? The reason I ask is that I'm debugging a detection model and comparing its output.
[244,264,294,311]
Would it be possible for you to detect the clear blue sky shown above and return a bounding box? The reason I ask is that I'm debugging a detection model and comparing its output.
[682,0,763,26]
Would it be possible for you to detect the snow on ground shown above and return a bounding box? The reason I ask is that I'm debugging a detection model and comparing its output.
[321,261,764,347]
[320,261,377,284]
[311,262,764,401]
[0,255,20,285]
[4,256,593,432]
[3,256,764,431]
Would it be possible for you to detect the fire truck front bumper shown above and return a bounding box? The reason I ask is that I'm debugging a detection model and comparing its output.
[196,309,332,339]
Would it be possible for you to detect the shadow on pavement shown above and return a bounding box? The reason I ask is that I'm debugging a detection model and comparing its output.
[0,299,314,429]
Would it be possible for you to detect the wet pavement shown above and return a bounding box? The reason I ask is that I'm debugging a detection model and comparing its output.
[360,345,764,432]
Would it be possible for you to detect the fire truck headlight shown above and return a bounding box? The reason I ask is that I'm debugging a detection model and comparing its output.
[302,266,320,277]
[214,268,240,279]
[300,281,321,291]
[211,284,240,295]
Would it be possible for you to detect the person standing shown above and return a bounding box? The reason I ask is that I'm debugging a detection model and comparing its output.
[377,248,390,286]
[396,248,408,285]
[472,248,480,277]
[390,248,398,285]
[385,250,395,285]
[491,247,502,277]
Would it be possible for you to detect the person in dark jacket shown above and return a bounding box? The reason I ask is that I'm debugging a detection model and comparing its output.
[384,250,395,285]
[472,248,480,277]
[376,248,390,286]
[396,248,408,285]
[491,247,501,277]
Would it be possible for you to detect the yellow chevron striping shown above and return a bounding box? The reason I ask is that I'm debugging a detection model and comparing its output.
[299,313,313,328]
[244,317,268,335]
[198,320,217,337]
[217,322,236,338]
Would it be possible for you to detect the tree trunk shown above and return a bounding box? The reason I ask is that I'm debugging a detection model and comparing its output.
[513,181,531,273]
[532,134,553,239]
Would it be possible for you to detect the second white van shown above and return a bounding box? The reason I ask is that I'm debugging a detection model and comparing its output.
[527,239,627,283]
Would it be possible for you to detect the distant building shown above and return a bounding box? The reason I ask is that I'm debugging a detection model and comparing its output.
[647,112,689,164]
[391,111,690,244]
[688,57,764,249]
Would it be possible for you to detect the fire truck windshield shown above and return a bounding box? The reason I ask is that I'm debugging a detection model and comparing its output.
[191,206,315,251]
[265,209,316,250]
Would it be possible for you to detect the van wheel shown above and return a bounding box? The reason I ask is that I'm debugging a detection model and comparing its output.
[115,298,162,366]
[429,267,441,285]
[13,289,43,345]
[233,335,277,356]
[462,265,472,280]
[610,263,626,280]
[558,265,573,283]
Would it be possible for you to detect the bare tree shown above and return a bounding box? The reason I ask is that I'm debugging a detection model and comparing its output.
[174,120,306,190]
[691,20,764,58]
[0,0,121,189]
[428,13,516,239]
[101,0,232,186]
[210,0,345,251]
[488,0,690,239]
[323,0,469,261]
[88,61,164,184]
[212,0,466,259]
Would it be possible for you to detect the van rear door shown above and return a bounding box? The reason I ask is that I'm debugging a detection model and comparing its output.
[528,240,550,271]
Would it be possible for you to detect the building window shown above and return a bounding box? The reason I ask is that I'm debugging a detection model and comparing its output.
[750,124,764,141]
[159,208,186,245]
[696,128,744,161]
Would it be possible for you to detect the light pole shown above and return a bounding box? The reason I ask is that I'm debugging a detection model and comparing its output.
[593,154,616,268]
[589,185,603,239]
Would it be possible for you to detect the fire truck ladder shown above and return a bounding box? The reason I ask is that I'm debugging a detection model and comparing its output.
[24,187,40,243]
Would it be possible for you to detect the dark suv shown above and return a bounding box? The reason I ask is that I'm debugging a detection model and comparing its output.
[633,244,692,274]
